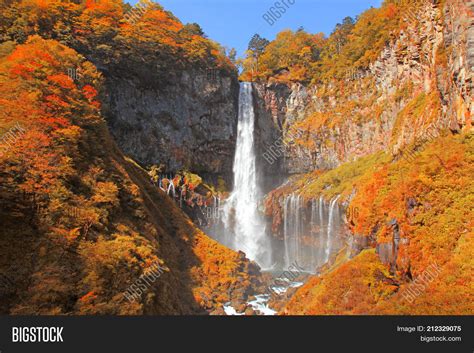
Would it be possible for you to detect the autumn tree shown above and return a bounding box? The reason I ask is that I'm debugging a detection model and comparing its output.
[241,30,325,83]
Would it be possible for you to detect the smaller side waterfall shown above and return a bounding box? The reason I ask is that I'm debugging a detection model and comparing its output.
[281,194,345,273]
[310,200,317,269]
[167,182,175,198]
[283,194,303,268]
[325,195,341,263]
[318,196,325,262]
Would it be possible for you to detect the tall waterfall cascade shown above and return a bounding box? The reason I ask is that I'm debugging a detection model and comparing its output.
[208,82,346,274]
[220,82,272,269]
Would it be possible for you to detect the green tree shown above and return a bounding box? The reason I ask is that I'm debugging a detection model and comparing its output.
[247,34,270,74]
[227,48,237,65]
[181,23,205,37]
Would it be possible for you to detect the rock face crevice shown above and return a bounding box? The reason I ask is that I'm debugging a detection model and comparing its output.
[102,69,240,185]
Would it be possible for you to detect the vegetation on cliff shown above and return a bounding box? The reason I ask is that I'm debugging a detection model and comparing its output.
[257,0,472,315]
[0,0,236,80]
[0,0,471,316]
[270,132,473,315]
[240,0,431,84]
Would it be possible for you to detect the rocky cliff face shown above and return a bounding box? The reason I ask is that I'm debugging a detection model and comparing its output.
[253,0,473,177]
[101,69,239,185]
[252,83,293,191]
[442,0,473,128]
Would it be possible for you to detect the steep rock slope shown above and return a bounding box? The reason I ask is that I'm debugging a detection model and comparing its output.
[265,134,473,314]
[103,71,239,184]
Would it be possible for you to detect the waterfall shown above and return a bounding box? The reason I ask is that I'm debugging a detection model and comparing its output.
[325,195,341,263]
[283,196,291,268]
[310,199,317,269]
[318,196,325,262]
[221,82,272,268]
[207,196,220,222]
[283,194,303,268]
[282,194,344,273]
[167,181,175,198]
[208,82,345,274]
[283,193,319,273]
[293,195,302,267]
[213,196,220,220]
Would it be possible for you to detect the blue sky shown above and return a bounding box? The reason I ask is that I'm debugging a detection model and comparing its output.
[128,0,383,57]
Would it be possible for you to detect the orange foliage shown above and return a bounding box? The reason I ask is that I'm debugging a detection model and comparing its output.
[284,250,398,315]
[0,0,235,75]
[282,133,473,315]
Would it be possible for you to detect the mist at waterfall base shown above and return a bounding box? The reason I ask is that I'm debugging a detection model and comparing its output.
[207,83,346,275]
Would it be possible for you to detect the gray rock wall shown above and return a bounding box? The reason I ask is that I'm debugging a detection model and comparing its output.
[102,69,240,185]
